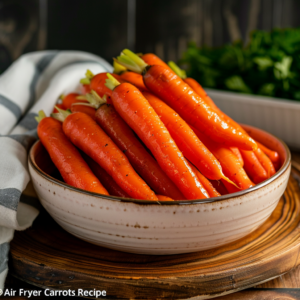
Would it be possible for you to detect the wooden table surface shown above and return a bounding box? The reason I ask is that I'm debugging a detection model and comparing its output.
[4,153,300,300]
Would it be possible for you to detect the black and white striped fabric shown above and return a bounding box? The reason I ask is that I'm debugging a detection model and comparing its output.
[0,50,112,288]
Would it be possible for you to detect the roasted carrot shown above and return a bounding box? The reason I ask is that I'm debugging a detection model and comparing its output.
[255,140,280,169]
[141,53,172,71]
[116,50,257,151]
[35,111,109,195]
[191,126,254,190]
[187,161,220,198]
[119,72,149,91]
[70,104,96,120]
[210,180,229,195]
[94,103,184,200]
[240,150,268,184]
[142,91,229,181]
[230,147,244,166]
[221,179,241,194]
[105,75,209,200]
[83,153,130,198]
[52,109,157,200]
[156,195,174,201]
[61,93,86,109]
[170,62,276,178]
[52,103,65,113]
[254,148,276,178]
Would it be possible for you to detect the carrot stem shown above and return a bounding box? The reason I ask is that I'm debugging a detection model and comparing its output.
[35,110,47,123]
[113,60,127,74]
[51,106,71,122]
[168,61,187,79]
[105,73,121,90]
[116,50,147,74]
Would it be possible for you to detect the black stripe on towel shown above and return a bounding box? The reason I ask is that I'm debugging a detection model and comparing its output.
[0,94,22,120]
[0,188,22,211]
[0,243,9,273]
[17,112,38,131]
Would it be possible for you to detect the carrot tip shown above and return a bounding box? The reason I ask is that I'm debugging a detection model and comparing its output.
[35,110,47,123]
[168,61,187,79]
[221,175,241,189]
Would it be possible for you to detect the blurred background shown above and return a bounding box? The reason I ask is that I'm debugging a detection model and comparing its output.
[0,0,299,74]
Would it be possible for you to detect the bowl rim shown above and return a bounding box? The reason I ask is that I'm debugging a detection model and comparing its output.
[29,124,291,206]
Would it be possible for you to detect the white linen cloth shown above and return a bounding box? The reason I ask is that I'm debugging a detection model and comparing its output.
[0,50,112,289]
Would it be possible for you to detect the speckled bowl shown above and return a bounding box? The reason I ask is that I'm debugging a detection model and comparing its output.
[28,125,291,255]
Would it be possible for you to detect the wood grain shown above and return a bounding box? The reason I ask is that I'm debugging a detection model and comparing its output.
[8,170,300,299]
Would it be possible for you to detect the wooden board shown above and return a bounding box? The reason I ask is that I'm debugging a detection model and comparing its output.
[9,169,300,300]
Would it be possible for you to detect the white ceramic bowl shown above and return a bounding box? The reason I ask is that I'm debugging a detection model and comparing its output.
[28,125,291,255]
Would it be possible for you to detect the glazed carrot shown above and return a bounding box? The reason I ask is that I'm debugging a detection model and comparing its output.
[142,91,229,181]
[255,140,280,168]
[191,126,254,190]
[81,84,91,95]
[81,71,125,104]
[119,72,149,91]
[221,179,241,194]
[210,180,229,195]
[70,104,96,120]
[230,147,244,167]
[141,53,172,71]
[187,161,220,198]
[105,75,209,200]
[240,150,268,184]
[62,93,87,109]
[52,109,157,200]
[35,111,109,195]
[170,63,276,177]
[83,153,130,198]
[156,195,174,201]
[94,103,184,200]
[52,103,65,113]
[253,148,276,178]
[116,50,257,151]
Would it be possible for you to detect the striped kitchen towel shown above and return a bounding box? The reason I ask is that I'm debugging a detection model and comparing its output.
[0,50,112,289]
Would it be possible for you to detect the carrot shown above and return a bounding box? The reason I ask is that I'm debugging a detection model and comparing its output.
[119,72,149,91]
[80,71,124,104]
[168,61,219,110]
[70,104,96,120]
[141,53,172,71]
[191,126,254,190]
[105,75,209,200]
[255,140,280,169]
[52,103,65,113]
[156,195,174,201]
[210,180,229,195]
[35,111,109,195]
[187,161,220,198]
[61,93,87,109]
[116,50,257,151]
[253,148,276,178]
[81,84,91,95]
[51,109,157,200]
[230,147,244,166]
[221,179,241,194]
[82,153,130,198]
[142,91,229,182]
[240,150,268,184]
[94,103,184,200]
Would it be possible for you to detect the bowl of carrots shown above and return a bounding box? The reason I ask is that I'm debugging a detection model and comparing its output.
[28,50,291,255]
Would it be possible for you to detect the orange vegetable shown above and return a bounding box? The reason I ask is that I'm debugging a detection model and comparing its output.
[52,103,65,113]
[119,72,149,91]
[187,161,220,198]
[156,195,174,201]
[230,147,244,167]
[36,112,108,195]
[116,50,257,151]
[191,126,254,190]
[52,109,158,200]
[210,180,229,195]
[62,93,86,109]
[105,76,209,200]
[83,153,129,198]
[94,103,184,200]
[240,150,268,184]
[142,91,229,181]
[255,140,280,170]
[70,104,96,120]
[254,148,276,178]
